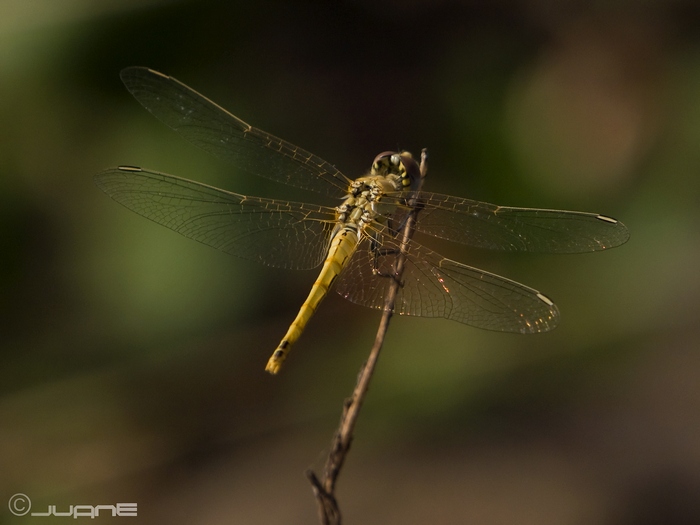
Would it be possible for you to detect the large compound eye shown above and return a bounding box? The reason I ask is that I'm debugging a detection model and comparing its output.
[372,151,397,166]
[370,151,400,176]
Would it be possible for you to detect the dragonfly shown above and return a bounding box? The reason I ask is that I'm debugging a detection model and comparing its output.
[95,67,630,374]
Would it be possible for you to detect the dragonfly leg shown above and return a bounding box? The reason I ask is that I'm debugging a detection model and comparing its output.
[371,266,404,286]
[370,242,404,286]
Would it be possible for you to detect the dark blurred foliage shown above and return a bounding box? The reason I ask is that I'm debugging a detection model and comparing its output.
[1,0,699,524]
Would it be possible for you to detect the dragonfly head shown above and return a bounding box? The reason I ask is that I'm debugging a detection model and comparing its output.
[371,151,421,191]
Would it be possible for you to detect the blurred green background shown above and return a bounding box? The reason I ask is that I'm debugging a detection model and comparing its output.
[2,1,699,524]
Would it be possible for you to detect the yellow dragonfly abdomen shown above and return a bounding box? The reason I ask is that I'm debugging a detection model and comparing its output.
[266,226,360,374]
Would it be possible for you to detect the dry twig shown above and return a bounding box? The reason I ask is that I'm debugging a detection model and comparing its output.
[307,150,428,525]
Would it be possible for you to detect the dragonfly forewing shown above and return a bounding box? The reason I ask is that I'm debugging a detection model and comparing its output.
[381,192,629,253]
[120,67,352,198]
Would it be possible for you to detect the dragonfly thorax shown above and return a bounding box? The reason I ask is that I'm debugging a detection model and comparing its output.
[336,176,392,231]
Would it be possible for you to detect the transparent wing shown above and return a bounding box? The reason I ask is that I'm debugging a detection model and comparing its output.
[120,67,352,198]
[94,166,338,270]
[380,192,630,253]
[335,225,559,333]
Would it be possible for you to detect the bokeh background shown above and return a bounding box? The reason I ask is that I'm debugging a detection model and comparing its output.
[2,1,699,524]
